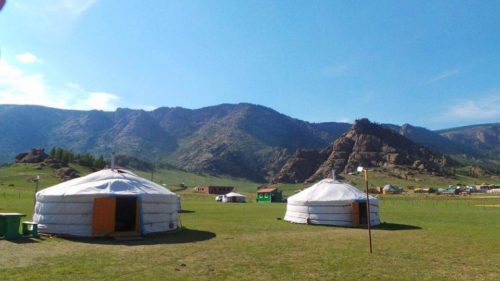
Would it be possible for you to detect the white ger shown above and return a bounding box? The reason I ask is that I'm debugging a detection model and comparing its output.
[284,178,380,227]
[33,169,179,237]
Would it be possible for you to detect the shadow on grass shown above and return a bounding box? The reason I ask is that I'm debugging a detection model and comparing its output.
[63,227,216,246]
[179,209,195,213]
[373,222,422,231]
[1,237,44,244]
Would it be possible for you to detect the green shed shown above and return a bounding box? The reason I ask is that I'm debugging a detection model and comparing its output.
[256,188,283,203]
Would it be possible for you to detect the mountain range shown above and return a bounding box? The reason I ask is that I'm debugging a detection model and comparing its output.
[0,103,498,181]
[0,104,349,181]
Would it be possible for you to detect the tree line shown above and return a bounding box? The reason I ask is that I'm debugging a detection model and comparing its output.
[49,147,106,169]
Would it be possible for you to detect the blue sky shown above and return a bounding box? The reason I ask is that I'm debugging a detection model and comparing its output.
[0,1,499,129]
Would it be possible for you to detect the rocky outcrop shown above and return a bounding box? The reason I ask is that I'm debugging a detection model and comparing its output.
[15,148,49,163]
[56,167,79,181]
[43,158,64,169]
[14,148,79,181]
[273,149,330,183]
[15,148,69,169]
[275,119,456,183]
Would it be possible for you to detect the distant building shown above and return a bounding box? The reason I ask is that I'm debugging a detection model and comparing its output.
[478,184,496,190]
[194,185,234,195]
[382,184,403,194]
[256,187,283,203]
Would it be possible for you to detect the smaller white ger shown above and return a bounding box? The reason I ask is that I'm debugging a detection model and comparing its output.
[284,177,380,227]
[222,192,246,203]
[33,169,179,237]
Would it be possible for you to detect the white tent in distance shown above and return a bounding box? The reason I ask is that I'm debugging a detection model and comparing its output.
[222,192,246,203]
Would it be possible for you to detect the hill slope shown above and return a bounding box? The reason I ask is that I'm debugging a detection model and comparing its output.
[437,123,500,161]
[382,123,478,157]
[0,104,350,181]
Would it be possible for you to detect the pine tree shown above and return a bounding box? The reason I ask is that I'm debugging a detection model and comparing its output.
[94,155,105,169]
[67,151,74,163]
[55,147,63,161]
[50,147,56,158]
[62,151,70,165]
[81,154,95,167]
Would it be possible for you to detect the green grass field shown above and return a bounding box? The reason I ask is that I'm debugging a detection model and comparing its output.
[134,168,263,192]
[1,164,499,280]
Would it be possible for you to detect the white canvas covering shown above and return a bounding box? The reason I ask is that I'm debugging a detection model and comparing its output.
[33,169,179,237]
[284,178,380,226]
[225,192,245,198]
[222,192,246,203]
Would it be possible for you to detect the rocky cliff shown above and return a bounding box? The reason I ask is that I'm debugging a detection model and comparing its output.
[275,119,455,183]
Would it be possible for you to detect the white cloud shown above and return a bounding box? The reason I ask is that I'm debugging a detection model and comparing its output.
[0,59,59,108]
[12,0,98,32]
[133,104,158,111]
[322,57,360,78]
[427,68,461,84]
[0,58,120,111]
[45,0,97,20]
[336,117,353,123]
[83,92,120,111]
[443,94,500,121]
[15,52,40,64]
[323,63,351,78]
[65,82,81,89]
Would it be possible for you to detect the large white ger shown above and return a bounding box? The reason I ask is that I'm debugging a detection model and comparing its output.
[33,169,179,237]
[284,178,380,227]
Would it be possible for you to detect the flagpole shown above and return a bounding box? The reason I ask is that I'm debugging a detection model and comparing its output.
[364,169,373,254]
[33,175,40,208]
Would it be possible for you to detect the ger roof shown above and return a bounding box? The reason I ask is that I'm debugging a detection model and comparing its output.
[37,169,176,196]
[257,188,277,193]
[225,192,246,197]
[287,178,377,204]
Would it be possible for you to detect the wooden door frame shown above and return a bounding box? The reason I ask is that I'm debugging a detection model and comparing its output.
[92,196,142,237]
[113,196,141,237]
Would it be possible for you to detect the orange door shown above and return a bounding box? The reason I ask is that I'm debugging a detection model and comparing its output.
[92,197,116,236]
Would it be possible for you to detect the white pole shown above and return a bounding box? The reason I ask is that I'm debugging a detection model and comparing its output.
[33,175,40,208]
[364,170,373,254]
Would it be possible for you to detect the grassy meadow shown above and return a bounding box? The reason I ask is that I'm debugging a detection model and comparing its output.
[0,164,499,280]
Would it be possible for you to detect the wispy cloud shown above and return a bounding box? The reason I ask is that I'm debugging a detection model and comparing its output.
[0,58,57,107]
[426,68,461,84]
[442,93,500,121]
[134,104,158,111]
[322,57,360,78]
[64,83,120,111]
[12,0,97,32]
[336,117,353,123]
[45,0,97,20]
[0,57,120,111]
[85,92,120,111]
[15,52,41,64]
[323,63,351,78]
